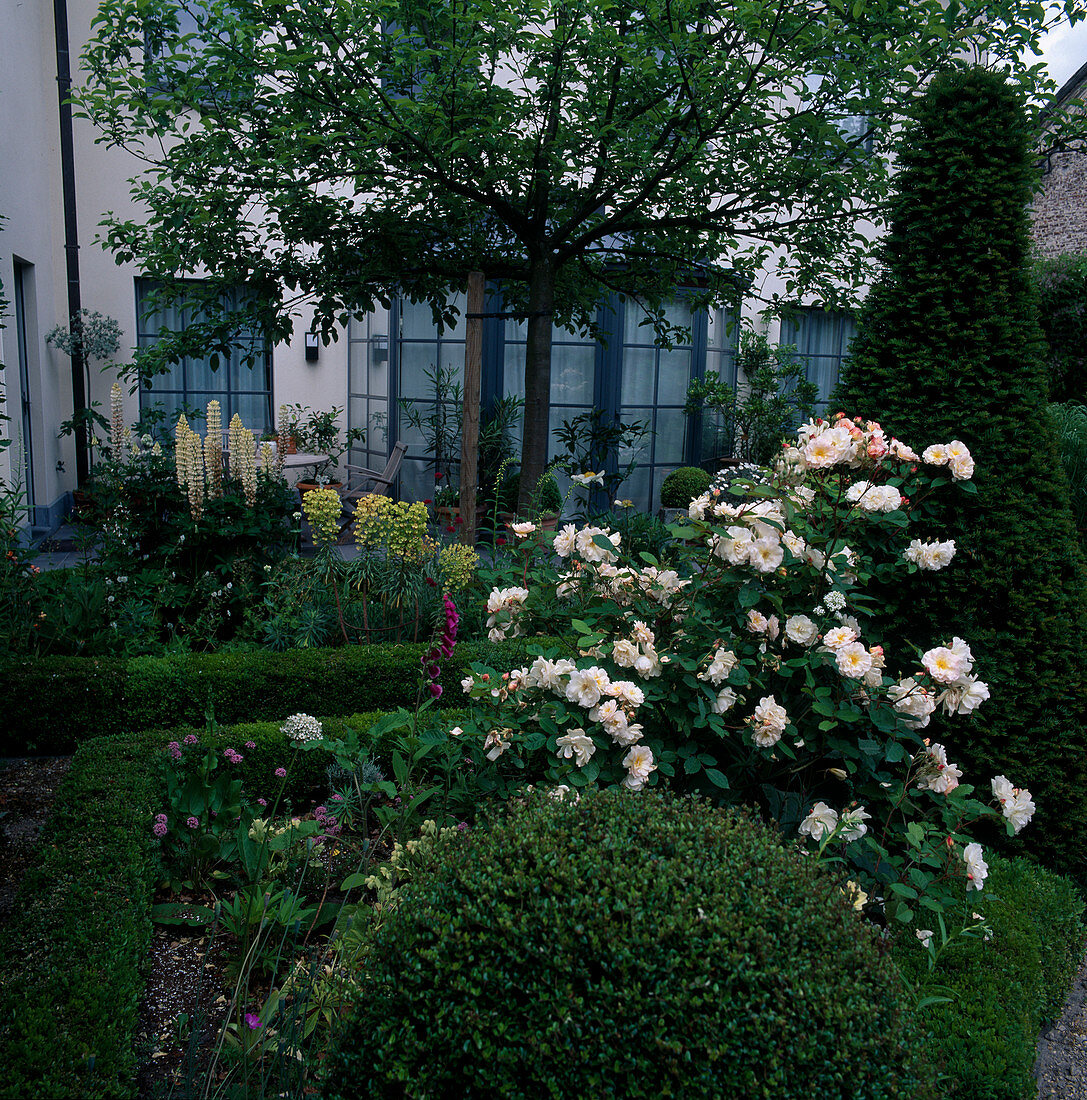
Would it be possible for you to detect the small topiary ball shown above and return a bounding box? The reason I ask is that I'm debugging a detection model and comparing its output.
[659,465,712,508]
[324,789,934,1100]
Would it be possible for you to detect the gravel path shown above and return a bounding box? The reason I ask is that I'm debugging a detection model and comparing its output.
[1037,952,1087,1098]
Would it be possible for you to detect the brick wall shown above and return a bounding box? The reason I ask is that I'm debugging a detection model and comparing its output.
[1031,73,1087,259]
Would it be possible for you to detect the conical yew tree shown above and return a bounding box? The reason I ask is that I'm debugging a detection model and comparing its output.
[834,66,1087,879]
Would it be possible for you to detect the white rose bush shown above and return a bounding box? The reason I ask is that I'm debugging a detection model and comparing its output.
[458,413,1034,927]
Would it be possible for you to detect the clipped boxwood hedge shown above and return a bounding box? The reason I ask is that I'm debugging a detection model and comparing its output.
[0,731,162,1099]
[0,636,560,755]
[894,855,1086,1100]
[0,707,467,1099]
[326,788,937,1099]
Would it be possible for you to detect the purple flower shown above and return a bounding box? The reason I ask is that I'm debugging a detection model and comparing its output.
[257,798,267,807]
[244,1012,262,1030]
[430,683,443,699]
[457,821,469,832]
[186,816,200,829]
[183,733,198,745]
[331,793,343,802]
[223,748,243,765]
[152,821,168,838]
[168,741,182,761]
[154,813,168,824]
[275,767,287,779]
[245,740,257,750]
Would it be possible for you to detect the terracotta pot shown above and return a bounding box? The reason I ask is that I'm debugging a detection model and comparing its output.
[297,481,342,501]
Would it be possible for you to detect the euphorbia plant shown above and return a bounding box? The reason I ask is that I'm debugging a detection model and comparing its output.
[457,413,1034,927]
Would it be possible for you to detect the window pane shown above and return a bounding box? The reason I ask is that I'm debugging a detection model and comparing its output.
[656,348,692,406]
[550,343,595,406]
[654,409,687,463]
[622,346,656,406]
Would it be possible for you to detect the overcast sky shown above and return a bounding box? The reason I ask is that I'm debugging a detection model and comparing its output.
[1036,15,1087,90]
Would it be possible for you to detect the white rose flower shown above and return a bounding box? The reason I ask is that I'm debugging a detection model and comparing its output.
[785,615,819,646]
[938,676,990,715]
[799,801,838,842]
[556,729,596,767]
[838,806,871,842]
[888,677,936,729]
[711,686,738,714]
[565,666,610,708]
[621,744,656,789]
[835,642,873,680]
[963,842,988,891]
[749,538,784,572]
[991,775,1034,833]
[699,647,738,685]
[922,443,950,466]
[822,625,858,651]
[612,639,639,667]
[511,522,536,538]
[921,646,967,684]
[553,524,578,558]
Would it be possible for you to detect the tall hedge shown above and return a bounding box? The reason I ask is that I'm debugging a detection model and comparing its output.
[833,66,1087,878]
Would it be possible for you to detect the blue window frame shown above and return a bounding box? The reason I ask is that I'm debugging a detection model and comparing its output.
[779,307,857,413]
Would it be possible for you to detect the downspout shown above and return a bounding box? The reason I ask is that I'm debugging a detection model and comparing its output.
[53,0,88,485]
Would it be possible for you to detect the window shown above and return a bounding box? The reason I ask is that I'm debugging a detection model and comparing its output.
[347,309,392,475]
[384,288,737,512]
[779,307,857,412]
[136,278,272,434]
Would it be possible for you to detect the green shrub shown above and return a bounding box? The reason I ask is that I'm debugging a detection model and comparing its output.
[325,788,934,1099]
[1033,253,1087,403]
[658,465,712,508]
[0,732,162,1099]
[832,67,1087,880]
[894,856,1085,1100]
[0,637,563,755]
[1049,403,1087,543]
[496,470,563,514]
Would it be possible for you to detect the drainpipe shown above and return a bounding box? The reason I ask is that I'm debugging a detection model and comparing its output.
[53,0,88,485]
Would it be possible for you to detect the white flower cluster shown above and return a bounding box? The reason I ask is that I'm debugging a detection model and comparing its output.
[747,695,789,748]
[820,625,886,688]
[991,775,1035,834]
[461,653,654,788]
[611,621,665,679]
[845,480,904,513]
[174,413,206,520]
[922,440,975,481]
[228,412,259,506]
[903,538,956,571]
[799,801,871,843]
[204,399,223,499]
[281,712,323,743]
[485,586,529,642]
[110,382,130,454]
[887,638,989,728]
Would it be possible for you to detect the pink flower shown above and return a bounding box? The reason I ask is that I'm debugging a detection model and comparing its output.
[168,741,182,760]
[245,740,256,750]
[152,821,168,838]
[187,816,200,829]
[183,734,198,745]
[275,767,287,778]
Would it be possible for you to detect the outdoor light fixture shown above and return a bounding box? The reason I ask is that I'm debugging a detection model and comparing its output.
[305,332,319,362]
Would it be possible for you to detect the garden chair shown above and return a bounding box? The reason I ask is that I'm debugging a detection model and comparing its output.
[338,441,408,534]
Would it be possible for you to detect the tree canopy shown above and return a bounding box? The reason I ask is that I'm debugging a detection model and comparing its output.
[77,0,1076,499]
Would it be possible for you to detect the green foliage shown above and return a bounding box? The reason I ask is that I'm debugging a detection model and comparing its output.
[0,638,562,754]
[832,67,1087,880]
[77,0,1066,504]
[0,732,162,1099]
[1049,403,1087,542]
[325,788,935,1099]
[659,465,712,508]
[894,856,1086,1099]
[1033,253,1087,402]
[687,330,819,464]
[496,469,563,514]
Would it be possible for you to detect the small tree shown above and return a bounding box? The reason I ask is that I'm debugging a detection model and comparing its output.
[1033,253,1087,403]
[833,66,1087,879]
[76,0,1070,512]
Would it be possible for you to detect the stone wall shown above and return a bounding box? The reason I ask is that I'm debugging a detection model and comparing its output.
[1031,67,1087,259]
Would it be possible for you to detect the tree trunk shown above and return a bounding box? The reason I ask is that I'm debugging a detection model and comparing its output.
[519,257,555,516]
[460,271,485,546]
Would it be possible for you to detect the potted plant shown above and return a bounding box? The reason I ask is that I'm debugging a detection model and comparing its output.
[657,466,712,524]
[495,469,563,531]
[288,404,364,493]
